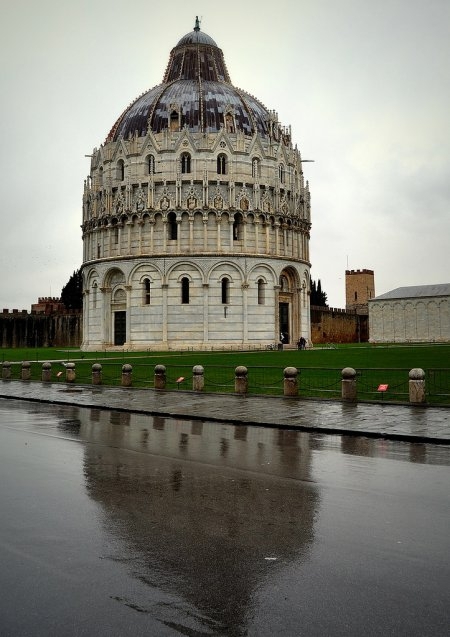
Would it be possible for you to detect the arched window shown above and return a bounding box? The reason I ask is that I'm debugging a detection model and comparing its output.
[113,225,119,245]
[170,110,179,132]
[252,158,261,178]
[92,282,98,309]
[233,213,243,241]
[168,212,177,240]
[217,154,227,175]
[221,278,230,304]
[181,153,191,174]
[117,159,125,181]
[147,154,155,174]
[257,279,265,305]
[280,275,289,292]
[279,164,285,183]
[181,277,190,304]
[225,113,235,133]
[143,278,151,305]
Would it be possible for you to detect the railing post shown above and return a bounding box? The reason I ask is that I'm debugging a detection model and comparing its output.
[342,367,357,402]
[2,361,11,380]
[42,362,52,382]
[154,364,166,390]
[193,365,204,391]
[409,368,426,404]
[92,363,102,385]
[284,366,299,396]
[121,364,132,387]
[65,362,76,383]
[21,361,31,381]
[235,366,248,394]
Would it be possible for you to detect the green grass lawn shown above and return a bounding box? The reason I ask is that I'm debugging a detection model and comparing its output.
[2,343,449,403]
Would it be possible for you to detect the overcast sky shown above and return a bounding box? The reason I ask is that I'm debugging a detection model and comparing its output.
[1,0,449,310]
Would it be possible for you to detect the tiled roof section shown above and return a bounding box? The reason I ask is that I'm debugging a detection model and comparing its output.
[176,30,218,47]
[371,283,450,301]
[163,42,231,83]
[105,24,272,142]
[108,81,271,140]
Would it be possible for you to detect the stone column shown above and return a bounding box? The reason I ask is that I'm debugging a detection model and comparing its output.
[235,366,248,394]
[121,364,132,387]
[409,368,426,404]
[21,361,31,381]
[341,367,357,402]
[193,365,204,391]
[65,363,76,383]
[42,362,52,382]
[154,364,166,390]
[2,361,11,380]
[284,366,299,396]
[92,363,102,385]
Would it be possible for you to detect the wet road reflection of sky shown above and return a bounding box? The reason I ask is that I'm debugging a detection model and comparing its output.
[0,399,449,636]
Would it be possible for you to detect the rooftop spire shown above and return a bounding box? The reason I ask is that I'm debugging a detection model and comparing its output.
[194,16,200,32]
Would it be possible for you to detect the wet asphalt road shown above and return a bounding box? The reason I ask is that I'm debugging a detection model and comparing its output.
[0,399,449,636]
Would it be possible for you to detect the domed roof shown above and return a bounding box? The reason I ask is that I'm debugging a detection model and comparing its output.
[106,19,271,142]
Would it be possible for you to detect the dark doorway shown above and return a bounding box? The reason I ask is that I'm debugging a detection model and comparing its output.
[114,311,126,346]
[279,302,289,344]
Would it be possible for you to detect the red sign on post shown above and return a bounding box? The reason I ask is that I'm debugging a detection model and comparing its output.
[377,384,389,392]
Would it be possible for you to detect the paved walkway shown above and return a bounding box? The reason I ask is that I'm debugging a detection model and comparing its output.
[0,380,449,444]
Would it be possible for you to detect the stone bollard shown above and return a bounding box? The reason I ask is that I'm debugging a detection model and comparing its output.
[409,368,426,404]
[342,367,357,402]
[193,365,204,391]
[121,364,133,387]
[154,364,166,390]
[2,361,11,380]
[42,362,52,382]
[235,366,248,394]
[65,362,76,383]
[283,366,299,396]
[21,361,31,381]
[92,363,102,385]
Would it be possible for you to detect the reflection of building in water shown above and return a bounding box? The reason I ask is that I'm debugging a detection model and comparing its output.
[76,409,319,634]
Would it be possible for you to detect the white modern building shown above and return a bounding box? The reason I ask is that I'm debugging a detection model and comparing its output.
[369,283,450,343]
[81,19,312,351]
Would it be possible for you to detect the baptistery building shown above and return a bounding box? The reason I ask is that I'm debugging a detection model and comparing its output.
[81,19,312,350]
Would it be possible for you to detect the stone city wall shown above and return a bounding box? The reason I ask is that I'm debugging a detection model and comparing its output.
[0,311,82,348]
[310,305,368,343]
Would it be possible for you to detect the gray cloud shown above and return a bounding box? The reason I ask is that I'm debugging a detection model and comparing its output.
[0,0,448,310]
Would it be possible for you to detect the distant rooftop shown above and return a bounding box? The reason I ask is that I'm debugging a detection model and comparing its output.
[371,283,450,301]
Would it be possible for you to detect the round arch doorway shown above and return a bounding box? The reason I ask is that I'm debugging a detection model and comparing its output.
[279,268,301,345]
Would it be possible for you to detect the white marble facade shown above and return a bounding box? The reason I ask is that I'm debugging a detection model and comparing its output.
[369,284,450,343]
[81,21,311,350]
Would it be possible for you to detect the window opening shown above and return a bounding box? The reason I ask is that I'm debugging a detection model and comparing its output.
[233,213,243,241]
[170,111,179,132]
[118,160,125,181]
[181,153,191,174]
[143,278,151,305]
[257,279,265,305]
[217,154,227,175]
[181,277,190,304]
[168,212,177,240]
[221,278,230,304]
